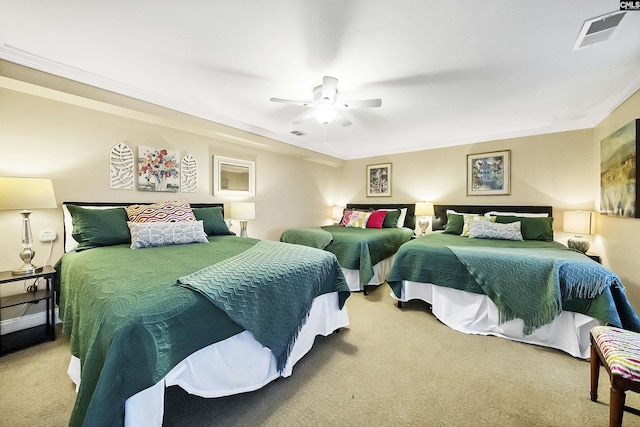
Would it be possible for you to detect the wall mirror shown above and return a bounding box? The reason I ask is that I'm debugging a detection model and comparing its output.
[213,156,255,197]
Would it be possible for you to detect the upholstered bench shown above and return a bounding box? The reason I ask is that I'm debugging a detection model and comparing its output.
[591,326,640,427]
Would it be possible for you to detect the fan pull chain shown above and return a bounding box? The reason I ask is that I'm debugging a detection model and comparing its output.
[322,124,327,144]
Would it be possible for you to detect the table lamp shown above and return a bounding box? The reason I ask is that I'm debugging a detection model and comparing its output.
[415,201,435,236]
[563,210,595,253]
[230,202,255,238]
[0,177,57,274]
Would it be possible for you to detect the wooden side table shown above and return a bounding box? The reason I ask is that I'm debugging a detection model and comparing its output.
[0,265,56,356]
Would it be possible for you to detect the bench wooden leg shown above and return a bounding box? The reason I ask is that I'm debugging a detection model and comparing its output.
[591,344,601,402]
[610,385,626,427]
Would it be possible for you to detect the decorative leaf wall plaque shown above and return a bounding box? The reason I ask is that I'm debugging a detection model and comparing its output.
[109,143,134,190]
[180,154,198,192]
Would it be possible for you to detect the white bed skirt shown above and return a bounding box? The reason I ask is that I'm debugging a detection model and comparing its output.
[392,281,598,359]
[342,255,395,292]
[68,292,349,427]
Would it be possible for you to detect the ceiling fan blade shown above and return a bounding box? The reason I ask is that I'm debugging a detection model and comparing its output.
[292,111,313,124]
[335,113,352,127]
[321,76,339,103]
[336,98,382,109]
[270,97,314,107]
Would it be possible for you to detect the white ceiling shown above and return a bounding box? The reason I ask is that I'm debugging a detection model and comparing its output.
[1,1,639,160]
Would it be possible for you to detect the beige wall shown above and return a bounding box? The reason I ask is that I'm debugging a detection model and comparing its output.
[2,60,639,315]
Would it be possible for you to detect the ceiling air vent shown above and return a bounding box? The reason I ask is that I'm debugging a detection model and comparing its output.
[573,11,626,51]
[290,130,307,136]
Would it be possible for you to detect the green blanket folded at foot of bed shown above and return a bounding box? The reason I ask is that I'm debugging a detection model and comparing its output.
[447,246,618,335]
[178,240,349,372]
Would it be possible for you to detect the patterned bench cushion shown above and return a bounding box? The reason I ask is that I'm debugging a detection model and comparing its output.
[592,325,640,382]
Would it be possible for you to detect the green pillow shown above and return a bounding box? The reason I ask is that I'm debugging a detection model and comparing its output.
[443,213,464,235]
[192,207,235,236]
[67,204,130,250]
[382,209,401,228]
[495,216,554,241]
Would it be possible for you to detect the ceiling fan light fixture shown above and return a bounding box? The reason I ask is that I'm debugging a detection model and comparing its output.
[312,106,339,125]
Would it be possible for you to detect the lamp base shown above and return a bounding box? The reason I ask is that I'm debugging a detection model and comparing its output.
[568,237,590,253]
[12,263,43,276]
[239,220,248,238]
[417,217,430,236]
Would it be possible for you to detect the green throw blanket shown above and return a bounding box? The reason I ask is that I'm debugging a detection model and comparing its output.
[177,240,349,372]
[447,246,613,334]
[280,226,333,249]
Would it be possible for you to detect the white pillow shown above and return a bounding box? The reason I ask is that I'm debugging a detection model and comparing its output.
[484,211,549,218]
[461,215,495,237]
[397,207,408,227]
[128,221,208,249]
[468,220,524,241]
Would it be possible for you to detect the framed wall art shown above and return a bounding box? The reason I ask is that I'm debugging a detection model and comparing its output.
[213,156,255,197]
[138,146,179,192]
[467,150,510,196]
[366,162,392,197]
[600,119,639,218]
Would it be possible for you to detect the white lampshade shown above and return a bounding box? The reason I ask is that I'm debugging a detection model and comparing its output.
[415,201,435,216]
[0,177,57,210]
[563,210,595,235]
[229,202,255,220]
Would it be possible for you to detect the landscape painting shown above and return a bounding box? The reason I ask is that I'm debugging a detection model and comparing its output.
[600,119,639,218]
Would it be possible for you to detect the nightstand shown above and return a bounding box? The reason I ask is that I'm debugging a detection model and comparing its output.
[0,265,56,356]
[586,253,601,264]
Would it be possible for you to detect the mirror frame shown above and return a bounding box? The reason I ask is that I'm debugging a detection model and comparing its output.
[213,156,255,197]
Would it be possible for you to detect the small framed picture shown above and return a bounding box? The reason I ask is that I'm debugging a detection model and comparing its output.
[366,162,392,197]
[467,150,510,196]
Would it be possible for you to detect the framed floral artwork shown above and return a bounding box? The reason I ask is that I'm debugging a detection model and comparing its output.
[138,146,180,192]
[467,150,510,196]
[366,162,392,197]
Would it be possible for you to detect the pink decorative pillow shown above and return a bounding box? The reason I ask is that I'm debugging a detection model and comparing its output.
[366,210,387,229]
[339,209,355,226]
[126,200,196,223]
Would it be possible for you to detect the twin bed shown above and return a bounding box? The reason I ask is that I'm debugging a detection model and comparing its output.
[57,201,350,427]
[387,204,640,359]
[280,203,415,293]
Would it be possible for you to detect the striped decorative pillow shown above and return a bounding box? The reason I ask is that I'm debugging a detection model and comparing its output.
[126,200,196,222]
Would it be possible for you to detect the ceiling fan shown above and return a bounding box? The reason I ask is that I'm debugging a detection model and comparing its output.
[270,76,382,127]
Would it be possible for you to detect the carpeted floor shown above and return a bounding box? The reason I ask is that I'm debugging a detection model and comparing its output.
[2,285,640,426]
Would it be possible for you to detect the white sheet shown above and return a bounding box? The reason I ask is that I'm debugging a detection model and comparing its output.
[68,292,349,427]
[392,281,598,359]
[342,255,395,292]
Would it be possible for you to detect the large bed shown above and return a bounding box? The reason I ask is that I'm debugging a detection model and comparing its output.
[387,204,640,359]
[58,201,351,427]
[280,203,415,294]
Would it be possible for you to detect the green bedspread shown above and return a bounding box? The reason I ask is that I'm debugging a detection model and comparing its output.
[387,233,640,333]
[57,236,350,427]
[281,225,414,288]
